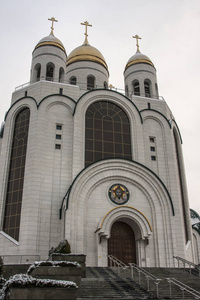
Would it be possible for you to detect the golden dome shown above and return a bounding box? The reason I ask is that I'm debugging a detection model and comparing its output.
[125,50,155,71]
[34,33,66,53]
[67,40,108,71]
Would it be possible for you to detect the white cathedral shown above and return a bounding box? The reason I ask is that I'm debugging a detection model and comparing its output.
[0,19,199,267]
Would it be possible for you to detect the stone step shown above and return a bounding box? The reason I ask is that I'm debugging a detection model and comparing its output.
[78,267,155,299]
[78,267,200,299]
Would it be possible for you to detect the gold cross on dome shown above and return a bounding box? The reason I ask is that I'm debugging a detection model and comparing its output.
[109,84,115,90]
[81,21,92,38]
[133,34,141,51]
[48,17,58,35]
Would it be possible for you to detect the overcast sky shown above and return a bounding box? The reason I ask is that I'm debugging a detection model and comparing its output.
[0,0,199,214]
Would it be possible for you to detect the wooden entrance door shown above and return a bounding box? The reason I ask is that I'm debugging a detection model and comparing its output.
[108,221,136,265]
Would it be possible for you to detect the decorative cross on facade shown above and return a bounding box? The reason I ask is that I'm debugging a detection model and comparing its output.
[81,21,92,38]
[133,34,142,52]
[48,17,58,35]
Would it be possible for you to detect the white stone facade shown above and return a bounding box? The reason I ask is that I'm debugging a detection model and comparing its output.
[0,27,198,267]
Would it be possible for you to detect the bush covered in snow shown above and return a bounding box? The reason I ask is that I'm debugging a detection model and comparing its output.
[0,274,77,300]
[0,257,6,288]
[49,240,71,256]
[27,260,80,275]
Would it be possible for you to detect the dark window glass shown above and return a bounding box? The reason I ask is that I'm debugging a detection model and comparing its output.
[149,137,155,143]
[151,156,156,161]
[70,77,76,85]
[85,101,132,166]
[56,124,62,130]
[46,63,54,81]
[59,68,64,83]
[87,76,95,90]
[144,80,151,98]
[55,144,61,149]
[133,80,140,96]
[56,134,61,140]
[3,108,30,241]
[150,146,155,151]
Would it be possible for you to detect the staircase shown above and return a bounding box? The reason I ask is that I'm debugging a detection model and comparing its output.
[78,267,156,299]
[2,264,200,299]
[143,267,200,299]
[78,267,200,299]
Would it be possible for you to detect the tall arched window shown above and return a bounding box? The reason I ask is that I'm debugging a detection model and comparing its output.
[125,85,129,97]
[46,63,54,81]
[144,80,151,98]
[104,81,108,89]
[87,76,95,90]
[3,108,30,241]
[34,64,41,82]
[70,76,77,85]
[133,80,140,96]
[85,101,132,166]
[59,67,64,83]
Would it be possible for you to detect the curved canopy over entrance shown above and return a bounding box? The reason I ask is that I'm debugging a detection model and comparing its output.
[108,221,136,265]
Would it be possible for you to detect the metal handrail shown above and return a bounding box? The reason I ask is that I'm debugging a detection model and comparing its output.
[166,277,200,299]
[107,255,129,275]
[173,256,200,276]
[129,263,161,298]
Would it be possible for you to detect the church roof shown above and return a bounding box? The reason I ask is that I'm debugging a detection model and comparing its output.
[66,39,108,71]
[67,20,108,70]
[125,49,155,71]
[34,32,66,53]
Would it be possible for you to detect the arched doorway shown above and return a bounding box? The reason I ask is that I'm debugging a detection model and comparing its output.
[108,221,136,265]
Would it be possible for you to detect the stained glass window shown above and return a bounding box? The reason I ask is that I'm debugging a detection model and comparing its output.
[3,108,30,241]
[85,101,132,166]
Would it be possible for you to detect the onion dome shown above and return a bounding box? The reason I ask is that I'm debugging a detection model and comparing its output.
[33,17,66,53]
[34,32,66,53]
[125,49,155,71]
[67,22,108,71]
[67,41,108,70]
[125,34,154,71]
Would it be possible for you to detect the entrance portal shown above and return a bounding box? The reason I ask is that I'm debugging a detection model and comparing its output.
[108,221,136,265]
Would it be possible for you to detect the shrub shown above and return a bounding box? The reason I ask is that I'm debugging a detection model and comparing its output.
[49,240,71,257]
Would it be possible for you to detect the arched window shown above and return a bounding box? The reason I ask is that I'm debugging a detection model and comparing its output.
[133,80,140,96]
[85,101,132,166]
[87,76,95,90]
[3,108,30,241]
[46,63,54,81]
[70,76,77,85]
[59,67,64,83]
[144,80,151,98]
[34,64,41,82]
[125,85,129,97]
[104,81,108,89]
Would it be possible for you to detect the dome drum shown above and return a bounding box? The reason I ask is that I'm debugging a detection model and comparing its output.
[31,42,67,84]
[124,52,158,99]
[66,61,109,91]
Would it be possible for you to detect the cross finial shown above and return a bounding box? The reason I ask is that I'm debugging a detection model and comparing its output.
[81,21,92,44]
[133,34,142,52]
[109,84,115,90]
[48,17,58,35]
